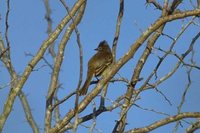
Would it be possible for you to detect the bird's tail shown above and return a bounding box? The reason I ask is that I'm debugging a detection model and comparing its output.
[79,70,93,95]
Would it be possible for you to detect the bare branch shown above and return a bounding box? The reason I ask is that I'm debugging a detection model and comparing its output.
[0,0,87,131]
[50,91,76,111]
[142,17,196,91]
[89,101,97,133]
[44,1,86,132]
[154,86,172,106]
[0,47,9,59]
[134,104,170,116]
[115,6,169,132]
[0,27,39,133]
[5,0,11,57]
[112,0,124,61]
[59,1,84,131]
[0,21,39,133]
[49,9,200,133]
[125,112,200,133]
[173,40,196,132]
[43,0,56,59]
[61,95,125,131]
[1,1,200,133]
[146,0,163,10]
[198,0,200,8]
[18,91,39,133]
[186,120,200,133]
[169,0,183,14]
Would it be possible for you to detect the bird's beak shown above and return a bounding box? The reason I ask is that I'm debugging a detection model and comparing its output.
[94,47,98,51]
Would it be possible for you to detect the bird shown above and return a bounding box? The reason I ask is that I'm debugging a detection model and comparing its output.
[79,40,113,95]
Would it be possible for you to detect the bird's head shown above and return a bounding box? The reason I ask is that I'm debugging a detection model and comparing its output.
[95,40,111,52]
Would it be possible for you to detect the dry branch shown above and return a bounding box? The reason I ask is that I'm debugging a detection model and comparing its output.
[126,112,200,133]
[0,0,86,131]
[49,9,200,133]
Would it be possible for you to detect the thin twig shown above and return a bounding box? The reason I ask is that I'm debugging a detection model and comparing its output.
[18,91,39,133]
[62,95,125,131]
[50,90,77,111]
[59,0,84,131]
[0,47,9,59]
[89,101,97,133]
[173,46,194,132]
[169,0,183,14]
[141,17,195,91]
[134,104,170,116]
[25,52,53,70]
[5,0,11,56]
[44,0,56,59]
[112,0,124,61]
[145,0,163,10]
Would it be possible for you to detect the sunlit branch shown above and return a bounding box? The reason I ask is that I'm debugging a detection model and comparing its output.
[45,1,86,132]
[125,112,200,133]
[49,9,200,133]
[0,0,87,131]
[185,120,200,133]
[115,5,169,132]
[141,17,195,91]
[59,0,84,132]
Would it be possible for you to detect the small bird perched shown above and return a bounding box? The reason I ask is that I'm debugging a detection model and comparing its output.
[79,40,113,95]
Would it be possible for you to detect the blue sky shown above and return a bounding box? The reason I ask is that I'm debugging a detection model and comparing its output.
[0,0,200,133]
